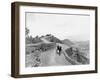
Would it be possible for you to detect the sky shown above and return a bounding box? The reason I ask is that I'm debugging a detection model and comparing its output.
[26,12,90,41]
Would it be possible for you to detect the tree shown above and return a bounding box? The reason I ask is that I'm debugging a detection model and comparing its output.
[25,27,31,44]
[25,27,29,36]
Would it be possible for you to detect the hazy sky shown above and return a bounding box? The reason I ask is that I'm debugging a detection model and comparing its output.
[26,12,90,41]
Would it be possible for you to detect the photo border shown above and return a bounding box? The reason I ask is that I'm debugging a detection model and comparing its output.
[11,2,98,78]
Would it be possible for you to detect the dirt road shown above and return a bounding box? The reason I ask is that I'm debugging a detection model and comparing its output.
[40,47,72,67]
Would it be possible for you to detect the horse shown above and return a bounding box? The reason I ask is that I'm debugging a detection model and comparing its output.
[56,46,62,56]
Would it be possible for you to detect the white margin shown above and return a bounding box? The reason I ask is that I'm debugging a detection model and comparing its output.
[19,6,95,74]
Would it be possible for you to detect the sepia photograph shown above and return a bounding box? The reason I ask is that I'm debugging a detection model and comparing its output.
[25,12,90,67]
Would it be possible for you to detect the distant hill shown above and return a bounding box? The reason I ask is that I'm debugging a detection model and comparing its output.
[41,34,63,44]
[30,34,75,47]
[32,36,43,44]
[26,36,43,44]
[74,41,89,50]
[62,39,74,46]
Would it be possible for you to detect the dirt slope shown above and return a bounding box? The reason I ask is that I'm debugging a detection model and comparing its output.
[26,37,88,67]
[39,47,71,67]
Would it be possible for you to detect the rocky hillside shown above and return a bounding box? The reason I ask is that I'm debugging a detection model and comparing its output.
[62,39,74,46]
[26,34,89,67]
[41,34,63,44]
